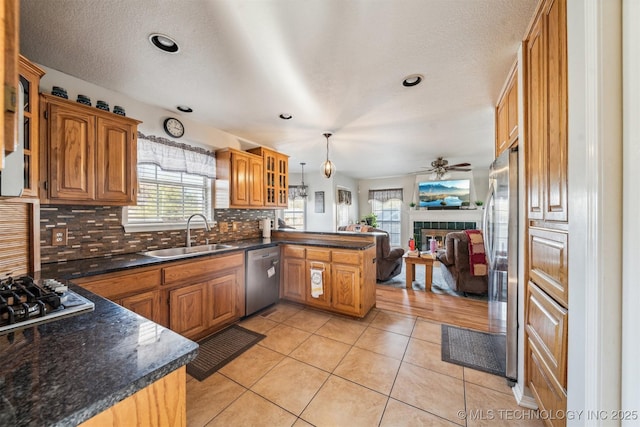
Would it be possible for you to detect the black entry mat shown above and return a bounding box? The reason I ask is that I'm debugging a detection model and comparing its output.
[187,325,265,381]
[441,324,506,376]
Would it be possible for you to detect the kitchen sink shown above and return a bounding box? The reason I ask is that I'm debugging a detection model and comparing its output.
[140,244,237,259]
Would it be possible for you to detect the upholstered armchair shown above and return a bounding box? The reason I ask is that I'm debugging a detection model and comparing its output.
[436,231,488,295]
[338,226,405,281]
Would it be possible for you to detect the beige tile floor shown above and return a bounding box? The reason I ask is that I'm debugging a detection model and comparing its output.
[186,302,544,427]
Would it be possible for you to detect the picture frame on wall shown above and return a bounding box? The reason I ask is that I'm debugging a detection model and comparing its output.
[315,191,325,213]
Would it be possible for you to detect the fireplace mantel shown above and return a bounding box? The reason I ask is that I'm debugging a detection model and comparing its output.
[409,209,483,224]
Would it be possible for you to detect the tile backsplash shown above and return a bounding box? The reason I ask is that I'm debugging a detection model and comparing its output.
[40,205,275,263]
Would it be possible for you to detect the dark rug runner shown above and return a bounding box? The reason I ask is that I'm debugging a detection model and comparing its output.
[187,325,265,381]
[441,324,506,376]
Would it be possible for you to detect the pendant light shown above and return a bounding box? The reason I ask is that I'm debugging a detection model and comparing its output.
[297,162,308,198]
[321,133,336,178]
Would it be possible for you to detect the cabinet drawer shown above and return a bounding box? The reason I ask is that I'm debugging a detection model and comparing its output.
[525,281,568,387]
[75,268,161,300]
[162,252,244,285]
[331,250,360,265]
[306,248,331,262]
[529,227,568,307]
[283,245,305,259]
[527,338,566,427]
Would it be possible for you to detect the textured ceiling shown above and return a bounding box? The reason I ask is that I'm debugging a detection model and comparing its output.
[20,0,537,180]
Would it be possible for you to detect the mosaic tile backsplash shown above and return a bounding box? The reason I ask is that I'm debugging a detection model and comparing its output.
[40,206,276,263]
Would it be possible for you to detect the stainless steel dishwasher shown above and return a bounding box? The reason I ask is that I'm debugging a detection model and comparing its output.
[245,247,281,316]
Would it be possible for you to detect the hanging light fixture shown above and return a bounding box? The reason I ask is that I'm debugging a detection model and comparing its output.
[321,133,336,178]
[297,162,308,198]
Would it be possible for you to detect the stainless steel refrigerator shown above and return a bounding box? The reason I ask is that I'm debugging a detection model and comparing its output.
[483,146,518,384]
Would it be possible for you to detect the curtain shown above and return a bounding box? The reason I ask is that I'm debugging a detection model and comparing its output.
[368,188,403,202]
[137,132,216,179]
[337,189,352,205]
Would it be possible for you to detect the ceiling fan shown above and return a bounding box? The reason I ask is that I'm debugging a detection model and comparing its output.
[419,157,472,180]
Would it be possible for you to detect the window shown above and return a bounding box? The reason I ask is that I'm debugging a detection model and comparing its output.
[125,164,212,229]
[336,188,352,228]
[371,199,402,246]
[284,195,305,229]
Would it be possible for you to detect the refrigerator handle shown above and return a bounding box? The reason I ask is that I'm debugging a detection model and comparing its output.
[482,182,495,265]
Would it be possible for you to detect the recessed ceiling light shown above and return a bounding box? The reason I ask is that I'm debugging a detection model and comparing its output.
[402,74,423,87]
[149,33,179,53]
[177,105,193,113]
[279,113,293,120]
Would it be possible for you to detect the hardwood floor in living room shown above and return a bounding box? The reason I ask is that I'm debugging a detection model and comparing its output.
[375,263,502,334]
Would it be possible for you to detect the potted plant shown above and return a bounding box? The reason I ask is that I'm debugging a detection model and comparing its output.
[409,202,417,210]
[475,200,484,209]
[362,213,378,228]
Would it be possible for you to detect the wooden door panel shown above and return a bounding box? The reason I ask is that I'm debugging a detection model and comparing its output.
[170,284,207,339]
[529,228,568,307]
[507,72,518,142]
[49,105,95,200]
[231,153,249,205]
[121,290,161,323]
[332,264,360,315]
[206,273,238,329]
[544,0,568,222]
[282,257,306,303]
[249,157,264,206]
[96,118,134,203]
[526,15,545,220]
[527,339,567,427]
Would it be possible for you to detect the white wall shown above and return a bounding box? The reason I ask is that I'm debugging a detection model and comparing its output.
[38,65,257,151]
[357,169,489,245]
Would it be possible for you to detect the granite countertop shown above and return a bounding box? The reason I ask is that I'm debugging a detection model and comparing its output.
[40,236,375,281]
[0,284,198,427]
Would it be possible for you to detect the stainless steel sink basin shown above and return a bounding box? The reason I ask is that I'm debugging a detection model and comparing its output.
[140,244,237,259]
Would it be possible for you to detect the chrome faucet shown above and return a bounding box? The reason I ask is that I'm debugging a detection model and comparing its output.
[186,214,211,247]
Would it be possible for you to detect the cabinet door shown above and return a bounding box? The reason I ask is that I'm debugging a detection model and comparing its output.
[332,263,361,315]
[121,290,161,323]
[282,257,306,303]
[306,260,331,309]
[507,73,519,143]
[48,103,96,201]
[496,98,509,157]
[230,152,250,206]
[170,283,207,339]
[96,117,136,204]
[205,272,239,330]
[249,156,264,206]
[526,13,545,220]
[543,0,568,222]
[276,153,288,207]
[19,56,45,197]
[263,150,277,206]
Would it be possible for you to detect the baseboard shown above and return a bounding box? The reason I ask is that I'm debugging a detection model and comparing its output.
[512,381,539,409]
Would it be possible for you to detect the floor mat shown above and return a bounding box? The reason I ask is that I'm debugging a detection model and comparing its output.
[441,324,506,376]
[187,325,265,381]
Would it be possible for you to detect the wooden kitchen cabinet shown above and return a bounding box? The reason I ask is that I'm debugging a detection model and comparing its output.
[121,290,161,322]
[19,56,46,197]
[170,283,208,338]
[280,244,376,318]
[247,146,289,207]
[282,245,306,303]
[2,0,19,159]
[523,0,569,423]
[495,63,518,158]
[214,148,264,208]
[39,94,140,205]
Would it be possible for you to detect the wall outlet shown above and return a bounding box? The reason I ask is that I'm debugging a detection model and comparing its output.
[219,222,229,233]
[52,227,68,246]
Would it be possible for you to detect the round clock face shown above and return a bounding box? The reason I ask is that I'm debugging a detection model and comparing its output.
[163,117,184,138]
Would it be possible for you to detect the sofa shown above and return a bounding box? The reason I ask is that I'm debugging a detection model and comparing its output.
[436,231,488,295]
[338,226,405,282]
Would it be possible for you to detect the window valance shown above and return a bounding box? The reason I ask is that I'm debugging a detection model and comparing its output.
[368,188,403,202]
[137,132,216,179]
[337,189,352,205]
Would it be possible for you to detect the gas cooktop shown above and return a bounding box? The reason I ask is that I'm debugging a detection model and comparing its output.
[0,275,95,334]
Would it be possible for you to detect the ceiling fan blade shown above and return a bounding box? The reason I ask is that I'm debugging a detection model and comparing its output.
[446,162,471,168]
[447,167,472,171]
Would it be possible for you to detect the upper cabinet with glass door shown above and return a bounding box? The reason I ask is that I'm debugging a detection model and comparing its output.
[19,55,45,198]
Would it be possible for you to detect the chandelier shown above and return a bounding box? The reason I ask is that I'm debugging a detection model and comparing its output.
[321,133,336,178]
[289,162,309,199]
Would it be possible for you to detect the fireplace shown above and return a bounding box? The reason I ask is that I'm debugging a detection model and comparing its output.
[413,220,478,251]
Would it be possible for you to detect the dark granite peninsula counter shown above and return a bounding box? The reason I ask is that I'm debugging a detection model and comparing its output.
[0,284,198,427]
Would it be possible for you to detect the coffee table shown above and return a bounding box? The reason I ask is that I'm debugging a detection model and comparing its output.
[403,252,436,290]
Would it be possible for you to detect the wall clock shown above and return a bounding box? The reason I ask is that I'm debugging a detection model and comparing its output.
[163,117,185,138]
